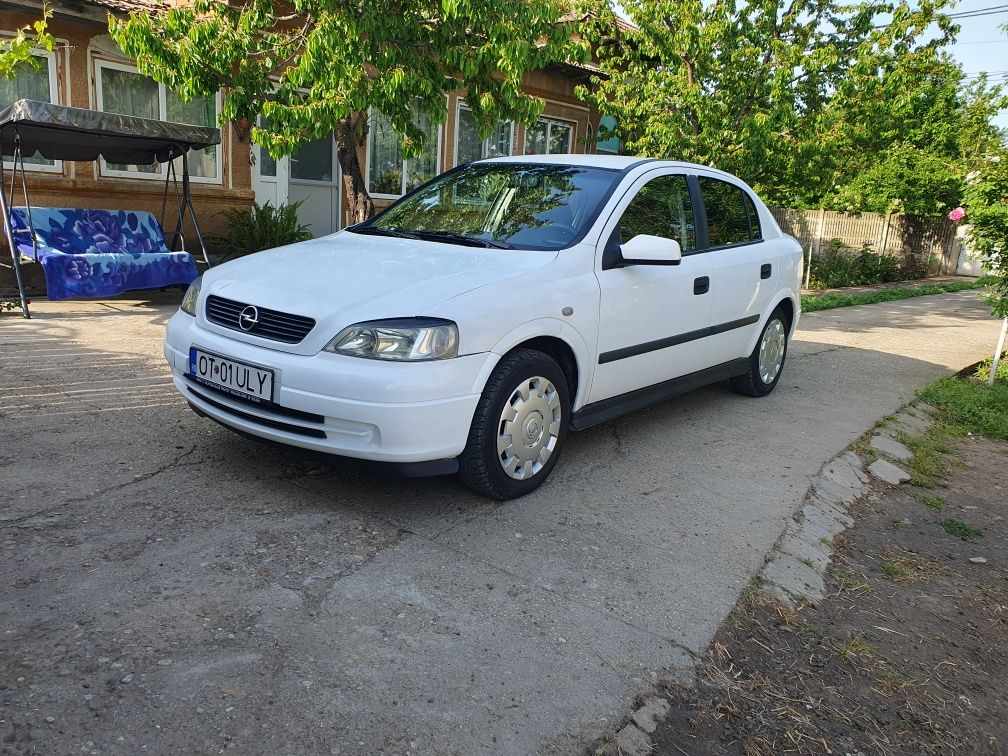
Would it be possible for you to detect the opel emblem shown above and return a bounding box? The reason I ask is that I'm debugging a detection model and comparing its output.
[238,305,259,331]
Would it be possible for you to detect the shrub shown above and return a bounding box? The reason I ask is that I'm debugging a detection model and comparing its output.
[808,239,938,289]
[209,201,313,262]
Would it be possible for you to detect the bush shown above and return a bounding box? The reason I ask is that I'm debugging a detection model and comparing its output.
[807,239,936,289]
[209,201,313,262]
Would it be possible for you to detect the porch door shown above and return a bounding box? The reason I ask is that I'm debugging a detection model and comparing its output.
[252,131,289,208]
[288,134,342,237]
[251,132,342,237]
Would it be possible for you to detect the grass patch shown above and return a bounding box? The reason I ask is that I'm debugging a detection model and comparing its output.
[897,425,953,488]
[938,517,983,540]
[835,633,874,661]
[918,375,1008,440]
[879,548,943,582]
[739,576,764,608]
[916,494,945,512]
[882,561,912,580]
[874,667,914,690]
[803,278,989,313]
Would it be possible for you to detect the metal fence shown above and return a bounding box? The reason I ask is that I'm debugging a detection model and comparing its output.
[770,208,962,281]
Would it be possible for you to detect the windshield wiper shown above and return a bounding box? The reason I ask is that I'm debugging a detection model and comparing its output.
[409,230,512,249]
[350,225,423,240]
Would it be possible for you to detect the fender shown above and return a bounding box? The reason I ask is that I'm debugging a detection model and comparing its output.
[744,288,800,355]
[467,317,595,410]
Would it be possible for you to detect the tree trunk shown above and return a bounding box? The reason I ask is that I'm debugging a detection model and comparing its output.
[334,117,374,225]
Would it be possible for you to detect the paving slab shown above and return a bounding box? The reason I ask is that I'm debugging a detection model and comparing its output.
[870,433,914,461]
[868,458,912,485]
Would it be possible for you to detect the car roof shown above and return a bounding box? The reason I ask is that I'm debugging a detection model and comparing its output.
[480,154,743,182]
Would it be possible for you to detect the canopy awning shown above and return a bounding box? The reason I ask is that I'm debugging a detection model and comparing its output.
[0,98,221,165]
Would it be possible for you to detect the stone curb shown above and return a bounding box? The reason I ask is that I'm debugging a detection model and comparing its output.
[585,402,932,755]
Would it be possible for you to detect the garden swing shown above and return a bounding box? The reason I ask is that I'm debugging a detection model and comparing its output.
[0,98,220,319]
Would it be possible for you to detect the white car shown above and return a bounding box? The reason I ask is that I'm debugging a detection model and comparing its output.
[165,155,802,498]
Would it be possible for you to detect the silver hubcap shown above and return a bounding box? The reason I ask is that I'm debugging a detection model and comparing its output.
[758,319,786,384]
[497,376,562,480]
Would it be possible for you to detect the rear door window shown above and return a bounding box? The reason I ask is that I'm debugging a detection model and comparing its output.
[699,177,753,248]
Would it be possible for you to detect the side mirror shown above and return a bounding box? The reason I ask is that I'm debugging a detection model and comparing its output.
[619,234,682,266]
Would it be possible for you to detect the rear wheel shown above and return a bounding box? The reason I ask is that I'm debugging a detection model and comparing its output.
[730,307,789,397]
[458,348,570,499]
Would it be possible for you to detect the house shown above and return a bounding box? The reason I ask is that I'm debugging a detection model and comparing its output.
[1,0,620,295]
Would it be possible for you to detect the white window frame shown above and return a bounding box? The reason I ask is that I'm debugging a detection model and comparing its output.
[365,105,444,200]
[2,44,62,173]
[452,100,514,167]
[523,116,576,156]
[94,59,222,185]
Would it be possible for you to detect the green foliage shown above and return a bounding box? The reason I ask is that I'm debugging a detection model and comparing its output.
[580,2,1007,215]
[938,518,983,540]
[110,0,588,221]
[830,145,963,215]
[917,376,1008,440]
[961,156,1008,318]
[802,279,991,313]
[974,352,1008,384]
[209,202,312,262]
[0,5,54,79]
[806,239,943,290]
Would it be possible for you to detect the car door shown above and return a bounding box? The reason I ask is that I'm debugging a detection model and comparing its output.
[588,171,713,404]
[697,175,777,363]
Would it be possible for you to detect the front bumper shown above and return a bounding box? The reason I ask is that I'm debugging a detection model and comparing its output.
[164,311,491,464]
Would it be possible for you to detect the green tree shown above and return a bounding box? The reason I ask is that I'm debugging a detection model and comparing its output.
[0,4,54,80]
[961,153,1008,382]
[823,58,1006,214]
[578,0,991,212]
[111,0,587,222]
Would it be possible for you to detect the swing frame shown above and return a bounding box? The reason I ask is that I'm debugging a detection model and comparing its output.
[0,98,220,319]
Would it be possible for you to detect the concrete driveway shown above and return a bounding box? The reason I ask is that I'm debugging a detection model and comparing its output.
[0,291,1000,755]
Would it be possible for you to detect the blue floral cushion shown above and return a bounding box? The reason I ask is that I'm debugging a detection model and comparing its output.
[9,207,198,300]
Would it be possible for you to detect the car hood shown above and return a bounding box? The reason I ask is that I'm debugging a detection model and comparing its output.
[198,231,557,354]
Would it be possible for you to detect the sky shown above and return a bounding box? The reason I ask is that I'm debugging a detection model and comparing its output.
[944,0,1008,129]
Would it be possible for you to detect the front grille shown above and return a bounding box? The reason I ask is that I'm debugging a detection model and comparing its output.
[205,295,315,344]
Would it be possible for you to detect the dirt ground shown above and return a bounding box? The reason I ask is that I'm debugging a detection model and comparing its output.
[654,434,1008,756]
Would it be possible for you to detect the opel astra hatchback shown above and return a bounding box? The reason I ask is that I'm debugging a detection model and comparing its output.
[166,155,803,498]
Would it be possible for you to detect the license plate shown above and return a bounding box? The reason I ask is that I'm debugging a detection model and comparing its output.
[189,347,274,403]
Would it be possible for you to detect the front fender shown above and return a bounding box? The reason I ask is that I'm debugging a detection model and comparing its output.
[467,318,595,410]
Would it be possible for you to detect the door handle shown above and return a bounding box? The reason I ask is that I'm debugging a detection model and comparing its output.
[760,263,772,280]
[694,276,709,295]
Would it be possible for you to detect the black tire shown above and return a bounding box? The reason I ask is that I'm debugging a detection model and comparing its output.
[458,348,570,499]
[730,307,790,397]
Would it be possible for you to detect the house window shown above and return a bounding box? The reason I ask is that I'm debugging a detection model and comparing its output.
[524,117,574,155]
[95,60,221,182]
[367,108,441,197]
[595,115,620,155]
[454,103,512,166]
[1,48,59,170]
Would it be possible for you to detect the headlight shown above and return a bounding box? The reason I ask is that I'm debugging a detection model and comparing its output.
[180,276,202,316]
[324,318,458,361]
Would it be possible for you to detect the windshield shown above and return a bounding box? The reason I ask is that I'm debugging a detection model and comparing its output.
[351,162,621,250]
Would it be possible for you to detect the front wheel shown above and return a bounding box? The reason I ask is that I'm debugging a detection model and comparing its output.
[458,348,570,499]
[730,308,789,397]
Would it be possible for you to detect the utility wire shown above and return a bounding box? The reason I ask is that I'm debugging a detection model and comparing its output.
[945,3,1008,18]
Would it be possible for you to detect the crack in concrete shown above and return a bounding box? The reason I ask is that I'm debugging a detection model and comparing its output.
[2,445,200,529]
